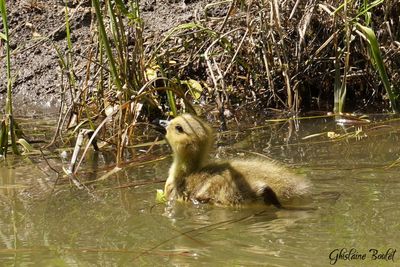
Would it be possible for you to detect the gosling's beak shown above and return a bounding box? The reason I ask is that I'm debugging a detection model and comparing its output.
[152,119,170,135]
[158,119,170,128]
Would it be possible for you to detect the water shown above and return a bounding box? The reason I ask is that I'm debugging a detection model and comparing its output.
[1,115,400,266]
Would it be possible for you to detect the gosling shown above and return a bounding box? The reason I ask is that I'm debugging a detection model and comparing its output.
[161,113,310,207]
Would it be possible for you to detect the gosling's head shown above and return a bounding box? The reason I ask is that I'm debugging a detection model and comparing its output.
[164,114,214,164]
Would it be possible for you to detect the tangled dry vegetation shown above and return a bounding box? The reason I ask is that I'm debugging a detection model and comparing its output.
[2,0,400,164]
[62,0,399,168]
[152,0,400,115]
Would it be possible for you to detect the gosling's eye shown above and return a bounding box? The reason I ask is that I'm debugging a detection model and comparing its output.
[175,125,184,133]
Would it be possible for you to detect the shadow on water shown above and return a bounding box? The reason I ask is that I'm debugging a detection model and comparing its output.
[1,114,400,266]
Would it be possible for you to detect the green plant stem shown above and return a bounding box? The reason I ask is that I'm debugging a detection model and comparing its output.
[0,0,19,155]
[92,0,122,91]
[356,23,399,112]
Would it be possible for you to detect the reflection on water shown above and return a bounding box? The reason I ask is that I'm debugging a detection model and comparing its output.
[1,116,400,266]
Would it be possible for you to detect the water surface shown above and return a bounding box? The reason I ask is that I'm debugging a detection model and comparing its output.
[1,115,399,266]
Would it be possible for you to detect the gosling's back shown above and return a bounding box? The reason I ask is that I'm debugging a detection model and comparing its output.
[182,159,310,206]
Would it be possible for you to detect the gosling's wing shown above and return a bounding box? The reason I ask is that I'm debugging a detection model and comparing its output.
[187,164,259,205]
[230,159,311,202]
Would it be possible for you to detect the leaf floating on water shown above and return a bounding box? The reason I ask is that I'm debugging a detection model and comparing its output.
[17,138,34,153]
[335,117,371,126]
[302,132,326,140]
[156,189,167,204]
[0,184,29,189]
[327,132,341,139]
[302,131,342,140]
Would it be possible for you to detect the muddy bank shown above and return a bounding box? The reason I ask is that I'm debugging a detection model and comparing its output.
[0,0,210,115]
[1,1,399,116]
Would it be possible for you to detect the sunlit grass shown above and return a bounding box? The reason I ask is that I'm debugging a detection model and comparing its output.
[356,23,399,112]
[0,0,19,155]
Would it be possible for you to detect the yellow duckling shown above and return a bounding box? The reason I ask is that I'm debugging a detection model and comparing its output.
[161,113,310,207]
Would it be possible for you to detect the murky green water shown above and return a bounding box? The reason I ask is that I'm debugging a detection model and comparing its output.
[1,116,399,266]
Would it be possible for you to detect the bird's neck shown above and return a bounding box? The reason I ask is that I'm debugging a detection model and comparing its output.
[170,153,204,180]
[164,155,203,198]
[164,146,210,198]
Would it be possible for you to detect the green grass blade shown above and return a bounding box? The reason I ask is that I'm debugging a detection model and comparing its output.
[0,120,7,156]
[356,23,399,112]
[0,32,6,40]
[0,0,12,115]
[17,138,34,153]
[167,90,177,116]
[355,0,383,20]
[92,0,122,91]
[64,1,76,88]
[65,2,73,53]
[0,0,19,155]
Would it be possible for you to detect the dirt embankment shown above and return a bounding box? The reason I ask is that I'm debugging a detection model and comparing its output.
[0,0,208,115]
[2,1,399,116]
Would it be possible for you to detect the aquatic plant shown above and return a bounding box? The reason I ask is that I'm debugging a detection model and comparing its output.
[356,23,399,112]
[55,0,197,176]
[0,0,19,155]
[148,0,399,115]
[14,0,394,175]
[331,0,399,113]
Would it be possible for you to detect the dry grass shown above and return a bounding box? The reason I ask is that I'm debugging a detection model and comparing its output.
[37,0,400,169]
[150,0,400,114]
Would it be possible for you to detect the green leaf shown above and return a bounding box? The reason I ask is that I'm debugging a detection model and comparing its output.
[156,189,167,203]
[145,66,159,81]
[356,23,399,112]
[0,119,7,155]
[114,0,129,15]
[0,32,7,41]
[182,79,203,100]
[17,138,34,153]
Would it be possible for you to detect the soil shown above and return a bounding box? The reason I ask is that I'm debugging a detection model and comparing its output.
[2,1,399,116]
[0,0,210,115]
